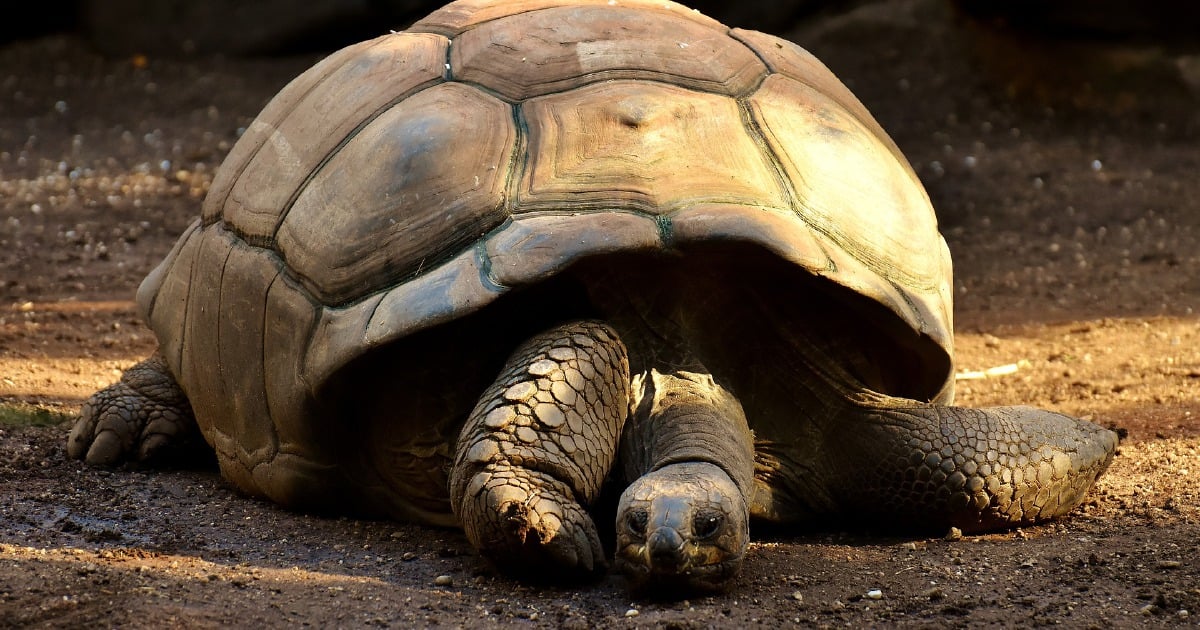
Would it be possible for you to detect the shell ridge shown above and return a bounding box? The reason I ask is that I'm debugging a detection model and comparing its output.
[408,8,551,39]
[475,239,507,292]
[466,71,765,102]
[411,1,725,39]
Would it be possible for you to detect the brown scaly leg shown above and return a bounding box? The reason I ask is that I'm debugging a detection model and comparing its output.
[815,394,1119,531]
[68,353,206,466]
[449,321,631,578]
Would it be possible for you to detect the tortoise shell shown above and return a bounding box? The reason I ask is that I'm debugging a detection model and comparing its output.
[135,0,953,521]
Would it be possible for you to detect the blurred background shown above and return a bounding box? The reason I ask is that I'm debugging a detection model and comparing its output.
[5,1,1200,57]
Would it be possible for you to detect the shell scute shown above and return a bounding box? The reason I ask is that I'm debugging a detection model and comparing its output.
[746,73,941,293]
[485,212,662,287]
[216,237,283,466]
[520,81,785,214]
[452,6,763,100]
[414,0,723,37]
[276,81,516,305]
[731,28,909,167]
[178,226,238,465]
[200,38,375,225]
[140,219,203,375]
[213,32,449,241]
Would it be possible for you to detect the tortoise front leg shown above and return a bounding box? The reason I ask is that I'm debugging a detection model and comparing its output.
[450,321,631,578]
[68,352,207,466]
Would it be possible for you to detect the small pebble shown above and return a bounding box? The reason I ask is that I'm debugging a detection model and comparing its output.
[944,527,963,541]
[624,608,639,617]
[434,575,453,586]
[791,591,804,602]
[866,589,883,600]
[1156,560,1182,569]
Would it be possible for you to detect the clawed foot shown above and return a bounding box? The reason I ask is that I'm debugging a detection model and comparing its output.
[449,320,631,579]
[456,463,607,577]
[68,354,204,466]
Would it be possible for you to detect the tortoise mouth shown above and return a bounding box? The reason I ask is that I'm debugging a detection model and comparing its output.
[615,552,744,595]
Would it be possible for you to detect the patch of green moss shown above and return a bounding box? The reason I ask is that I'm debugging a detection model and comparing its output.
[0,402,73,427]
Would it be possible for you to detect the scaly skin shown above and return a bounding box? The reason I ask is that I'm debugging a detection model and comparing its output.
[449,320,630,578]
[812,394,1119,531]
[67,354,203,466]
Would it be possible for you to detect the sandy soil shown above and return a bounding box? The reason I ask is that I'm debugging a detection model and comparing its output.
[2,0,1198,627]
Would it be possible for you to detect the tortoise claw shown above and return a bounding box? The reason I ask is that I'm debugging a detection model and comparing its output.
[67,354,204,467]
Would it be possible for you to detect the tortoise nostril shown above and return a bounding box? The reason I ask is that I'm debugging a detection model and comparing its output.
[647,528,685,568]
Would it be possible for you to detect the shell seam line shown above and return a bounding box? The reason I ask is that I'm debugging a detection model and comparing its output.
[259,272,284,458]
[213,46,360,223]
[267,75,447,244]
[727,27,908,166]
[407,6,553,40]
[202,238,236,435]
[723,26,771,98]
[655,215,675,249]
[505,101,528,216]
[456,70,765,103]
[735,97,801,219]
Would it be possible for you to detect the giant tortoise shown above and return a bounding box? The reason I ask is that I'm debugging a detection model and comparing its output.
[68,0,1118,592]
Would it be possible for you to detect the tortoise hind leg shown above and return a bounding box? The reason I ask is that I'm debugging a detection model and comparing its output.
[68,352,208,467]
[450,321,630,578]
[826,398,1118,531]
[768,396,1118,532]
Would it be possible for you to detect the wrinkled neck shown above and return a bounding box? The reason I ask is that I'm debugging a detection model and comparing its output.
[620,369,756,498]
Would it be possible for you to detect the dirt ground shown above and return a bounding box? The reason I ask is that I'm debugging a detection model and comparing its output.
[2,0,1199,627]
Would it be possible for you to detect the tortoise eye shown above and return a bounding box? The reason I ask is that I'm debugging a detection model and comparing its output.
[625,508,649,537]
[693,511,724,539]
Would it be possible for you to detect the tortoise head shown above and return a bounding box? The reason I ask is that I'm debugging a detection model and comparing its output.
[614,462,749,593]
